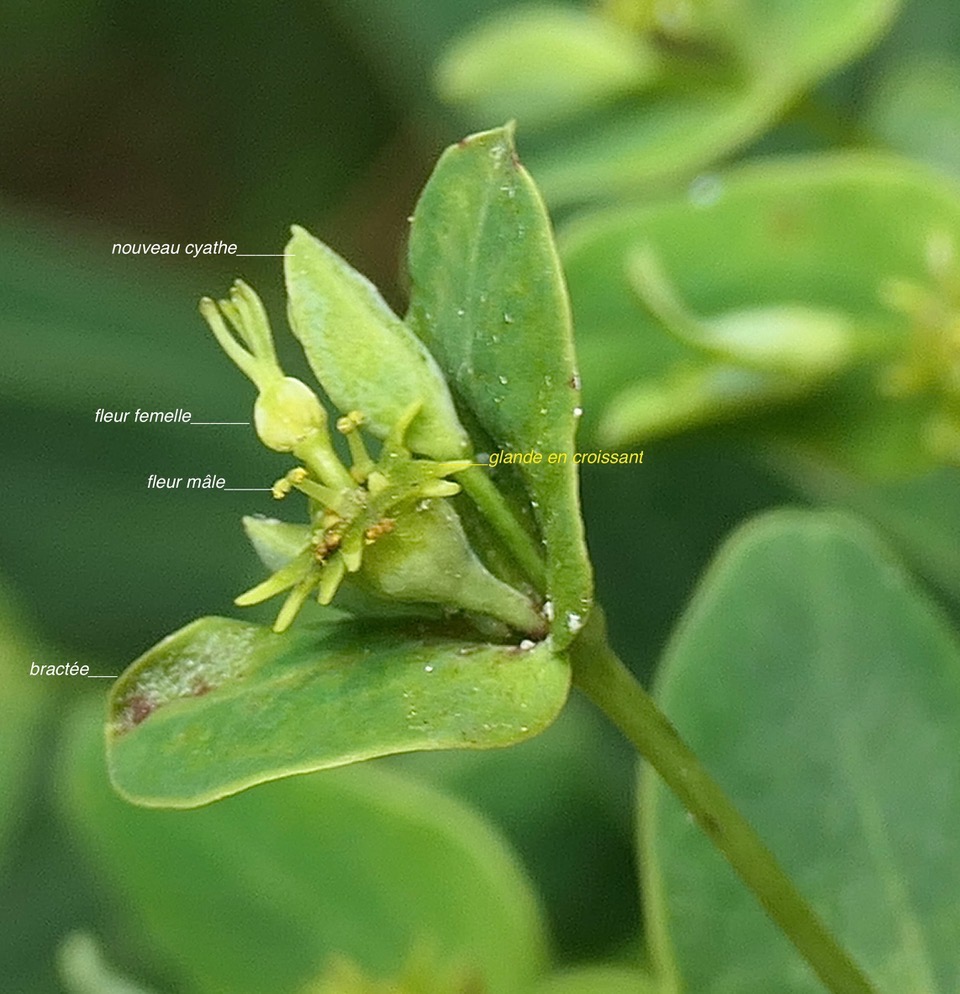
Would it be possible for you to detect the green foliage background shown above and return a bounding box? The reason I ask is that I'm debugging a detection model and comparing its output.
[3,0,960,991]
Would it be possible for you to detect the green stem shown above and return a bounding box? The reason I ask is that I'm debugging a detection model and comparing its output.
[293,431,354,491]
[460,466,546,588]
[571,612,878,994]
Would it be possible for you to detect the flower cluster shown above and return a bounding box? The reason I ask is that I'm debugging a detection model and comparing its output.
[200,277,544,636]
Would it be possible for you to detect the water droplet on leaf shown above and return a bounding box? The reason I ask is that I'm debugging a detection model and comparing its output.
[688,174,723,208]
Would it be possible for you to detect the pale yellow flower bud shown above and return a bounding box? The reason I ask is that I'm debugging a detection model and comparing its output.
[253,376,325,452]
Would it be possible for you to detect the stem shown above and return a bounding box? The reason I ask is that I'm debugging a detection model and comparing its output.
[460,466,546,588]
[571,612,878,994]
[293,431,355,491]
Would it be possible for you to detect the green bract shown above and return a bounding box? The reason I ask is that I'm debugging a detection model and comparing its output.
[107,618,569,807]
[107,125,592,807]
[284,225,471,460]
[406,123,593,649]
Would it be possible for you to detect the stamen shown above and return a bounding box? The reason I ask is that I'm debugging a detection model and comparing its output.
[340,529,364,572]
[337,413,375,481]
[234,549,313,606]
[293,476,342,509]
[317,555,347,604]
[273,573,319,632]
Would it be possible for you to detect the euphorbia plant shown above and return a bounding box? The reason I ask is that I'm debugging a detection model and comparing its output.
[106,125,879,994]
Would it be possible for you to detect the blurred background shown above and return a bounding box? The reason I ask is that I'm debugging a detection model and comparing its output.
[3,0,960,991]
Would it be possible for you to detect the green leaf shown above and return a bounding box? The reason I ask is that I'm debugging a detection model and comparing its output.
[107,616,569,807]
[443,0,900,205]
[562,153,960,478]
[780,460,960,610]
[436,7,658,128]
[535,964,660,994]
[642,509,960,993]
[627,247,854,377]
[865,54,960,179]
[530,87,774,207]
[66,701,548,994]
[284,225,470,460]
[407,124,592,647]
[393,692,641,959]
[718,0,900,84]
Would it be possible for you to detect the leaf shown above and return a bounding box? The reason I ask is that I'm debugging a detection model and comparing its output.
[719,0,900,84]
[779,459,960,611]
[529,87,774,207]
[407,124,592,647]
[561,153,960,479]
[107,615,569,807]
[436,7,658,128]
[66,701,549,994]
[441,0,900,205]
[642,509,960,993]
[865,54,960,179]
[284,225,470,460]
[393,693,642,958]
[627,247,854,376]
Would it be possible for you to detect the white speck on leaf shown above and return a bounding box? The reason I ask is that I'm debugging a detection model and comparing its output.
[688,173,723,208]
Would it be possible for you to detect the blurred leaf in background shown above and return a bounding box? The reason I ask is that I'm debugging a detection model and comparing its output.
[865,55,960,177]
[643,510,960,992]
[438,0,901,205]
[62,699,550,994]
[560,154,960,479]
